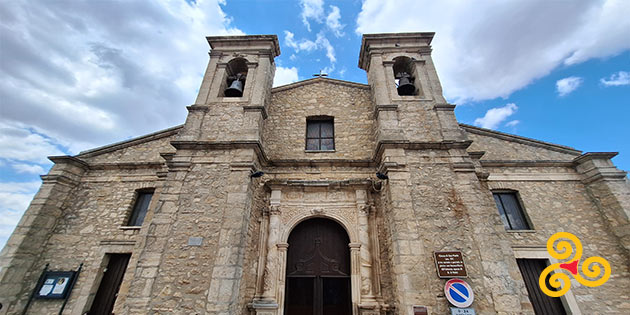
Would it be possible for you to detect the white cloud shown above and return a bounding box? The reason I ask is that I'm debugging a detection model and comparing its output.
[600,71,630,86]
[284,31,336,65]
[0,121,65,164]
[285,31,318,52]
[300,0,325,32]
[316,33,336,63]
[556,76,583,96]
[326,5,345,37]
[505,120,520,127]
[274,66,299,87]
[474,103,518,129]
[356,0,630,103]
[0,0,243,157]
[11,163,45,174]
[0,0,244,251]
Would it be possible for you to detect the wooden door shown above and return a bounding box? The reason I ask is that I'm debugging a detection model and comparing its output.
[285,218,351,315]
[89,253,131,315]
[517,259,567,315]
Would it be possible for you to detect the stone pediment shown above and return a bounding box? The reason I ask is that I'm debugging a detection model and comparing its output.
[271,77,370,94]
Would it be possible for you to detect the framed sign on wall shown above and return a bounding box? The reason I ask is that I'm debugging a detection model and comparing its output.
[35,271,77,299]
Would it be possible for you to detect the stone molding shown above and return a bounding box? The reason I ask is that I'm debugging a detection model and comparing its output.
[271,77,370,92]
[461,123,581,155]
[359,32,435,70]
[77,125,182,158]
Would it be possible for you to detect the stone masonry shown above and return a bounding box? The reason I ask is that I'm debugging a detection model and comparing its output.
[0,33,628,315]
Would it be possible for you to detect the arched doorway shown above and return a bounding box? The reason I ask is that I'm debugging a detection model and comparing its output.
[284,218,352,315]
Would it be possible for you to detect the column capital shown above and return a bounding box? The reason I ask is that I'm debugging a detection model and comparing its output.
[349,242,362,249]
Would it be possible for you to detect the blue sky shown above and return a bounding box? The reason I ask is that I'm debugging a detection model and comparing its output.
[0,0,629,249]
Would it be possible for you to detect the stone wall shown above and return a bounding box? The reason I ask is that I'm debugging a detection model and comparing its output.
[464,126,580,161]
[264,80,375,161]
[6,166,160,314]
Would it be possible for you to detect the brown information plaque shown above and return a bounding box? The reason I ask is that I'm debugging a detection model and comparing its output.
[434,251,468,278]
[413,305,428,315]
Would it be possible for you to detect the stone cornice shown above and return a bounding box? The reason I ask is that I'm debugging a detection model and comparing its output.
[270,159,374,168]
[88,162,165,170]
[170,140,270,164]
[373,140,473,164]
[460,123,581,155]
[359,32,435,70]
[480,160,575,168]
[40,174,80,187]
[265,179,372,189]
[48,155,90,170]
[271,77,370,92]
[206,34,280,58]
[77,125,182,158]
[572,152,618,164]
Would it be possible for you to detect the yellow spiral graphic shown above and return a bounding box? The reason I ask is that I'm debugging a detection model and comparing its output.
[539,232,611,297]
[546,232,582,262]
[539,263,571,297]
[574,256,611,287]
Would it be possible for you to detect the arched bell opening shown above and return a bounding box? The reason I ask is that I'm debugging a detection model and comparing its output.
[392,56,417,96]
[284,218,352,315]
[222,58,248,97]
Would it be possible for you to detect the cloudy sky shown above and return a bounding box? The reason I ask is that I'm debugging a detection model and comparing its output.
[1,0,629,249]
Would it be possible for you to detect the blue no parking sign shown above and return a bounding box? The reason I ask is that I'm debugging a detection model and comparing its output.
[444,279,474,308]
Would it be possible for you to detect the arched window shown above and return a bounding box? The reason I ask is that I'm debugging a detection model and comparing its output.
[392,56,416,96]
[222,58,248,97]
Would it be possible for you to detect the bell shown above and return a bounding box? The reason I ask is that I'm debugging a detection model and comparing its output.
[396,72,415,96]
[224,78,243,97]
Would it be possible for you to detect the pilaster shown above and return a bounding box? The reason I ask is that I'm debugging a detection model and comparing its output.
[0,156,88,313]
[574,152,630,257]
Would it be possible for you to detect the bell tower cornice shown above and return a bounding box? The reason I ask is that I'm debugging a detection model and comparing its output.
[206,34,281,59]
[358,32,434,71]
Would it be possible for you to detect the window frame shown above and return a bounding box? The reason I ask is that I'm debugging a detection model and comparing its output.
[492,190,533,231]
[125,189,154,227]
[305,117,335,152]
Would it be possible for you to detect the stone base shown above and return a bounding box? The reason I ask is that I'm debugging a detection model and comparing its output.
[251,299,279,315]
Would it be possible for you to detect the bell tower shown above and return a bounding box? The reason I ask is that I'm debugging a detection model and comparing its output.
[359,32,466,143]
[178,35,280,143]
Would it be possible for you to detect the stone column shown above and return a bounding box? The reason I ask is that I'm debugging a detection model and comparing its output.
[349,243,362,315]
[254,189,282,313]
[356,190,377,305]
[275,243,289,315]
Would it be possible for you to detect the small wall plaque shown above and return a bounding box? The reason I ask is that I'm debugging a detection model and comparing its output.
[434,251,468,278]
[188,237,203,246]
[413,305,428,315]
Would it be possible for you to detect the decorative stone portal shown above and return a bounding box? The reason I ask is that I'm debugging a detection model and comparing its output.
[284,218,351,314]
[251,180,386,315]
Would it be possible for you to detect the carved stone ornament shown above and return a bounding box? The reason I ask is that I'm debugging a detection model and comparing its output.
[269,205,281,215]
[311,208,325,215]
[360,204,373,215]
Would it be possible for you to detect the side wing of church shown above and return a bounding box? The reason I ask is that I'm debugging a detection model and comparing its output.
[1,33,629,314]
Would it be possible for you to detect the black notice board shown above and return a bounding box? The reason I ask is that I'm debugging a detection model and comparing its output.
[35,271,76,299]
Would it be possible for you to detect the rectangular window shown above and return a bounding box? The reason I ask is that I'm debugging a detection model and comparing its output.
[493,191,531,230]
[306,118,334,151]
[516,259,567,315]
[127,190,153,226]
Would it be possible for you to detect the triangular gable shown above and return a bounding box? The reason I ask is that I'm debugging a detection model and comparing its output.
[272,77,369,93]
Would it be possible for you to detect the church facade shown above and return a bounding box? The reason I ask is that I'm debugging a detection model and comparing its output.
[1,33,629,314]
